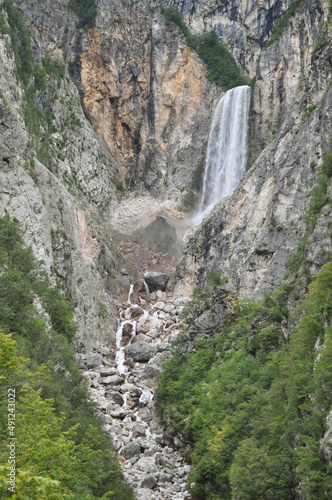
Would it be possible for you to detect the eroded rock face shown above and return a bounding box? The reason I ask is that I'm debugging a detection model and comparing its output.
[165,0,296,77]
[144,272,169,292]
[125,341,157,362]
[0,29,119,352]
[174,0,332,301]
[89,5,220,201]
[1,0,220,353]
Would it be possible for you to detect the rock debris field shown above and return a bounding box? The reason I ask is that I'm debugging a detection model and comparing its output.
[76,272,192,499]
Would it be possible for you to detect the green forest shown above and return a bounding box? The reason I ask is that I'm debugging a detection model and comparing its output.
[156,142,332,499]
[0,216,134,499]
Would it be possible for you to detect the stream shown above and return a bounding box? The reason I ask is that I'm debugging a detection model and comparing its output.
[78,279,192,500]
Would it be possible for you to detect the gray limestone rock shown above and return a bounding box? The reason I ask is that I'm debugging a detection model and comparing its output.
[144,272,169,292]
[101,375,124,386]
[159,473,173,483]
[139,365,161,382]
[141,475,157,489]
[188,303,225,338]
[123,441,141,460]
[105,391,124,407]
[131,305,145,318]
[125,341,156,362]
[132,423,146,438]
[85,353,103,369]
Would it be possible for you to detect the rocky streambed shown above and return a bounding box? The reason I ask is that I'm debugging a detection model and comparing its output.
[76,273,192,500]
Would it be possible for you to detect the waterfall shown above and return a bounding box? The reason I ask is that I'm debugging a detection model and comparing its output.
[194,85,251,225]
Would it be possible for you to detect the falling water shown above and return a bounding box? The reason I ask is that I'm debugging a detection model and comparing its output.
[194,85,251,225]
[127,284,134,305]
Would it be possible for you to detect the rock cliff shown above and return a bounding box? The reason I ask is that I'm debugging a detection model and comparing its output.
[0,0,219,352]
[174,0,332,301]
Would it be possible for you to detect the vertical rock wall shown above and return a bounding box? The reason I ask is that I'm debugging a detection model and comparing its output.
[174,0,332,300]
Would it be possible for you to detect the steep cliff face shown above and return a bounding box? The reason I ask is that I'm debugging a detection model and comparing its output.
[16,0,219,201]
[164,0,291,75]
[0,23,119,352]
[1,0,330,367]
[174,0,332,300]
[0,0,221,353]
[80,1,220,201]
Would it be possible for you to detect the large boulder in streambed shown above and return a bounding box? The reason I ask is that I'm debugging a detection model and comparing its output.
[123,440,141,459]
[125,341,156,362]
[85,353,103,368]
[144,272,168,292]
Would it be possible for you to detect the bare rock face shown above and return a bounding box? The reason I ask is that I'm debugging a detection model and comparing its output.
[85,353,103,369]
[174,0,332,301]
[0,0,220,353]
[77,0,220,202]
[188,304,226,338]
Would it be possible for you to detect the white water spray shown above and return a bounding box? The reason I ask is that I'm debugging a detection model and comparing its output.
[194,85,251,226]
[127,284,134,305]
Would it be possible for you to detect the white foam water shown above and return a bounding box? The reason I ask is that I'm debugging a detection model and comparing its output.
[194,85,251,226]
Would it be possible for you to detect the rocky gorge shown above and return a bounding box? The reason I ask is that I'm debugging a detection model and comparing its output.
[0,0,332,498]
[78,276,192,499]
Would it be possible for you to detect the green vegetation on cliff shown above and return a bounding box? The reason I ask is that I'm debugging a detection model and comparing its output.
[264,0,304,49]
[156,141,332,499]
[0,0,66,170]
[162,7,247,90]
[0,216,134,499]
[67,0,97,30]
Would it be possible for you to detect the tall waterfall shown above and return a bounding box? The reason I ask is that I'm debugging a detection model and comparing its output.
[194,85,251,225]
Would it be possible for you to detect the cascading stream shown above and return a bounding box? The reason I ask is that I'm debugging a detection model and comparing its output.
[84,280,192,499]
[194,85,251,226]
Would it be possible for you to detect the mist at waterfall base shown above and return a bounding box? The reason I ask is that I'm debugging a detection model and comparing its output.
[192,85,251,228]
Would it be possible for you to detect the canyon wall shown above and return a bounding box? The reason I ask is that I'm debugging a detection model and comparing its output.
[174,0,332,300]
[1,0,331,344]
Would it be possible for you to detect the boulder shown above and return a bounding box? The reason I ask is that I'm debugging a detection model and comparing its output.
[153,301,165,311]
[132,333,151,343]
[101,375,124,386]
[188,303,225,338]
[123,440,141,459]
[159,473,173,483]
[131,305,145,318]
[95,410,110,425]
[125,341,156,362]
[85,353,103,369]
[110,407,127,419]
[97,345,113,357]
[136,488,155,499]
[136,315,164,334]
[138,407,152,422]
[141,475,157,489]
[119,383,135,393]
[74,353,85,366]
[99,367,118,377]
[144,271,168,292]
[148,351,171,367]
[132,422,146,438]
[139,364,161,382]
[105,391,124,406]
